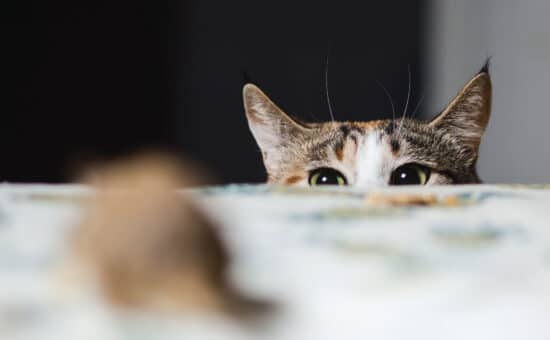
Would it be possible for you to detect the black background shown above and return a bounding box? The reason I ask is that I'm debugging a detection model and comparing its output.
[7,1,426,183]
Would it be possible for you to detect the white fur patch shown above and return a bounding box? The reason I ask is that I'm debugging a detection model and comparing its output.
[355,132,391,188]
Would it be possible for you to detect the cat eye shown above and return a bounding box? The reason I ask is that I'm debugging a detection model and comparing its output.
[308,168,347,186]
[390,164,430,186]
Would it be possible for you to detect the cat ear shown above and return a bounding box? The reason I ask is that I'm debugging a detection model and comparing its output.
[429,68,492,151]
[243,84,308,152]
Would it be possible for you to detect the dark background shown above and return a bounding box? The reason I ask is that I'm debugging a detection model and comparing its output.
[7,0,426,183]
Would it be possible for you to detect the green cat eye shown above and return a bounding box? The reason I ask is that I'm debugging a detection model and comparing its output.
[390,164,430,185]
[309,168,347,186]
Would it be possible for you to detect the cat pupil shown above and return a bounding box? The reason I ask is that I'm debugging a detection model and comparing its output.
[398,169,418,184]
[390,164,429,186]
[320,175,335,184]
[395,167,419,185]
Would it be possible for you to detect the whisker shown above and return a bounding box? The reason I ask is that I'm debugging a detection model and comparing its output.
[324,46,335,122]
[409,92,425,119]
[375,79,396,121]
[402,64,412,118]
[397,64,412,139]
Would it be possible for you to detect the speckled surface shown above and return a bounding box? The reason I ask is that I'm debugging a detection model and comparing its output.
[1,184,550,340]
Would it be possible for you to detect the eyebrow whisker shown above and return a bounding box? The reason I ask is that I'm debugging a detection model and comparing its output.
[324,46,335,122]
[410,92,425,119]
[397,64,412,140]
[376,79,396,121]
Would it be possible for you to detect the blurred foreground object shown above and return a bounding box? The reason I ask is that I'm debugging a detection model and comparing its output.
[72,153,265,315]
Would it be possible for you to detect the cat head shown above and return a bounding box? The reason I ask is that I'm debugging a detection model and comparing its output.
[243,68,491,187]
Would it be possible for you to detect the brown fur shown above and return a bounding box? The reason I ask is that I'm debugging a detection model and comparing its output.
[285,174,306,185]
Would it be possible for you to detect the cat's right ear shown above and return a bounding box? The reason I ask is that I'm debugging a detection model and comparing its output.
[243,84,308,152]
[428,68,492,153]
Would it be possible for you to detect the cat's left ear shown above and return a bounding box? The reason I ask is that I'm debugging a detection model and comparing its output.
[429,67,492,152]
[242,84,309,152]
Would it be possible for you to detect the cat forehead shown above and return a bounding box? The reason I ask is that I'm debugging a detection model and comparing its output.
[307,120,393,155]
[308,121,383,147]
[307,119,475,173]
[311,120,384,133]
[305,119,454,171]
[300,121,389,172]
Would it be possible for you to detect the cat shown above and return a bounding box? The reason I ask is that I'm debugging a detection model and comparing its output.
[243,65,491,187]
